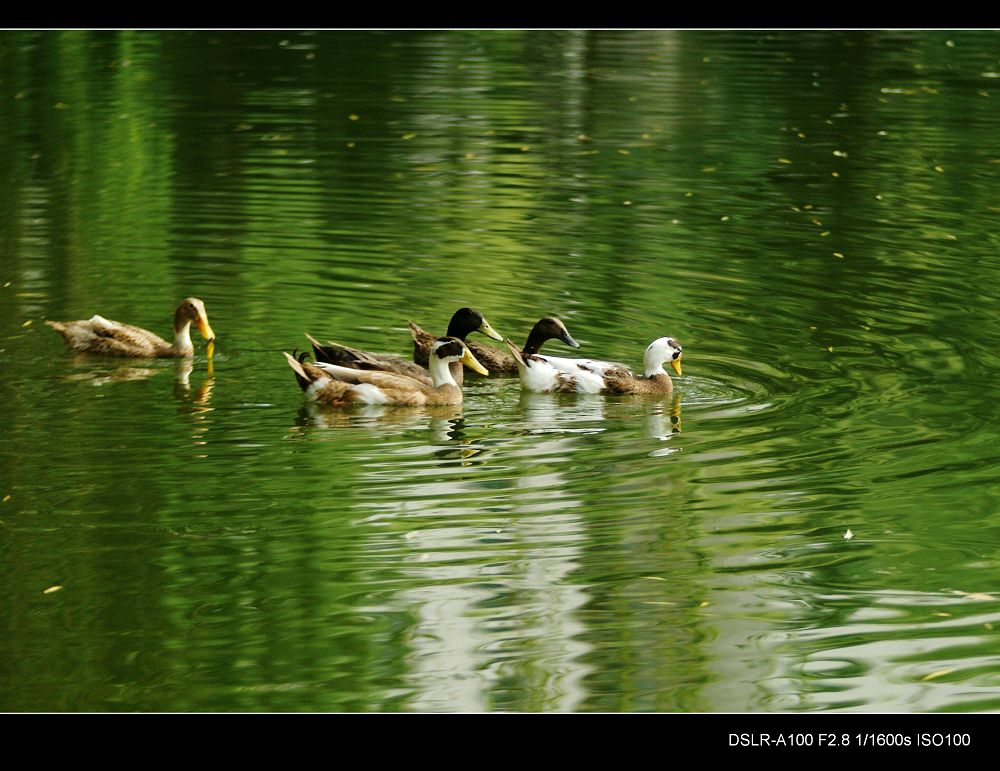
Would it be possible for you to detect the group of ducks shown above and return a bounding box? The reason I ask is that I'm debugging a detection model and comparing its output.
[45,298,685,407]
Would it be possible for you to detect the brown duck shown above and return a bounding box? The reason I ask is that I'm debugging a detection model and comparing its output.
[45,298,215,358]
[285,337,488,407]
[309,307,502,388]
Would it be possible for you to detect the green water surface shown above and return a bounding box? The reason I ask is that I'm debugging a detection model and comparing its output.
[2,30,1000,712]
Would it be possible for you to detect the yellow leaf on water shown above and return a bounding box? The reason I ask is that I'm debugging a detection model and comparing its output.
[402,133,417,140]
[22,320,32,327]
[834,252,845,259]
[43,585,62,594]
[986,623,994,630]
[698,601,710,608]
[831,172,840,177]
[921,669,955,682]
[3,282,10,288]
[827,346,834,352]
[820,231,831,237]
[934,165,945,173]
[348,114,359,121]
[778,158,792,164]
[619,149,631,155]
[2,495,10,503]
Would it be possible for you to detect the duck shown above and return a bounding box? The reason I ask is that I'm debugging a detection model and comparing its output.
[461,316,581,375]
[308,315,581,385]
[284,336,488,407]
[408,307,503,369]
[505,336,683,395]
[308,307,502,389]
[45,298,215,358]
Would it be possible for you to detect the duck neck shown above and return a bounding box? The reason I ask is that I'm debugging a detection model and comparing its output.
[173,312,194,355]
[428,355,459,388]
[522,324,546,356]
[643,354,667,379]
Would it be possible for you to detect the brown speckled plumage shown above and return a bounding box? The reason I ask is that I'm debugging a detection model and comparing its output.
[46,298,215,358]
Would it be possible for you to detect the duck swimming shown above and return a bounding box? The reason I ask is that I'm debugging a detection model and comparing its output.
[309,307,502,388]
[309,315,580,384]
[285,337,488,407]
[459,316,581,376]
[45,298,215,358]
[505,336,683,395]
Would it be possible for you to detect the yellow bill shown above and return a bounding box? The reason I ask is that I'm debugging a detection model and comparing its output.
[670,357,682,377]
[205,340,215,360]
[478,318,503,341]
[196,312,216,343]
[462,348,489,376]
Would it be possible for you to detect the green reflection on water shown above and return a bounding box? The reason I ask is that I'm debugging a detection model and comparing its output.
[2,30,1000,712]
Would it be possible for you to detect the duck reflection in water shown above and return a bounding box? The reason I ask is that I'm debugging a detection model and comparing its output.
[173,356,214,411]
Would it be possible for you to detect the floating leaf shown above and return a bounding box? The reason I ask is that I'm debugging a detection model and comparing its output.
[778,158,792,164]
[43,585,62,594]
[921,669,955,682]
[402,133,417,141]
[618,149,631,155]
[833,150,848,158]
[844,529,854,540]
[348,114,359,121]
[698,601,710,608]
[2,495,10,503]
[820,231,831,237]
[934,165,945,173]
[834,252,844,259]
[21,319,32,327]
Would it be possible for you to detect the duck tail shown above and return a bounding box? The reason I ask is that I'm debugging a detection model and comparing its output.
[284,350,314,391]
[407,320,425,342]
[45,319,67,333]
[504,338,527,368]
[304,332,330,362]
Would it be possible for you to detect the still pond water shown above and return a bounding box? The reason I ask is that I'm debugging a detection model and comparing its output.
[2,30,1000,712]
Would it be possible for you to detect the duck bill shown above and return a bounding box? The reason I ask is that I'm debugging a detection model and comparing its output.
[461,348,489,376]
[478,318,503,341]
[670,358,683,377]
[196,314,216,343]
[205,340,216,360]
[560,330,581,349]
